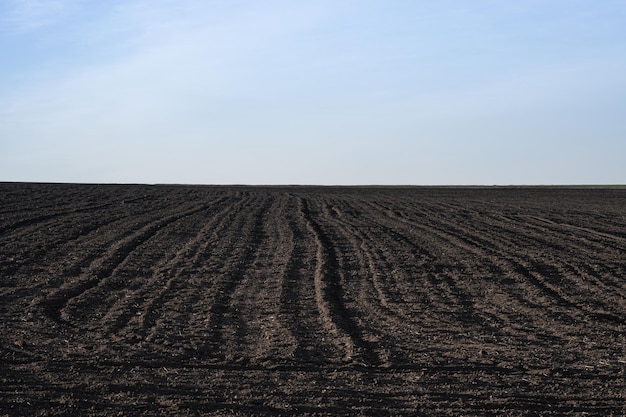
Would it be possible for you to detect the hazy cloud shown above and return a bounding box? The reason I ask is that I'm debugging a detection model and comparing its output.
[2,0,79,32]
[1,0,625,184]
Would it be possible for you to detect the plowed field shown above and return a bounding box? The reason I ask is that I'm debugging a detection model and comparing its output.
[1,183,625,416]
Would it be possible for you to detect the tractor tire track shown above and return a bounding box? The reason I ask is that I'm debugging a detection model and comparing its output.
[222,194,303,364]
[300,197,382,366]
[273,196,344,365]
[316,199,422,366]
[135,195,256,357]
[360,199,575,355]
[181,195,275,363]
[37,202,216,325]
[100,195,237,342]
[367,197,626,357]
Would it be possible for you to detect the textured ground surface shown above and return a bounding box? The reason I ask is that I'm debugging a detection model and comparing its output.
[1,183,625,416]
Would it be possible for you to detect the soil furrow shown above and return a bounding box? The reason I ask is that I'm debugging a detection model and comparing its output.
[137,196,256,357]
[408,204,626,327]
[317,200,419,366]
[274,196,344,365]
[371,196,626,361]
[224,194,303,364]
[37,203,213,325]
[195,195,274,363]
[362,199,585,352]
[300,197,381,366]
[100,195,237,341]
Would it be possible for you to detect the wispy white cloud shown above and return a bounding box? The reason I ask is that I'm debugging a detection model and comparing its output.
[1,0,80,32]
[0,0,346,180]
[1,0,625,184]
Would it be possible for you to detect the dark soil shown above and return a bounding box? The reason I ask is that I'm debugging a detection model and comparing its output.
[1,183,625,416]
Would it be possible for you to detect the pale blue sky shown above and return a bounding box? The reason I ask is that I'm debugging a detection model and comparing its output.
[1,0,625,185]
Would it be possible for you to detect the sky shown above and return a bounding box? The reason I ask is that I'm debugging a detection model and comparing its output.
[1,0,625,185]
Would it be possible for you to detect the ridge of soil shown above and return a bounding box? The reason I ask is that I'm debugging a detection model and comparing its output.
[1,183,625,416]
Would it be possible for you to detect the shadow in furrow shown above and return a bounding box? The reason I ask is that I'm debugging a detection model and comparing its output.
[200,197,273,362]
[104,196,237,338]
[276,196,335,365]
[300,198,382,367]
[39,204,212,325]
